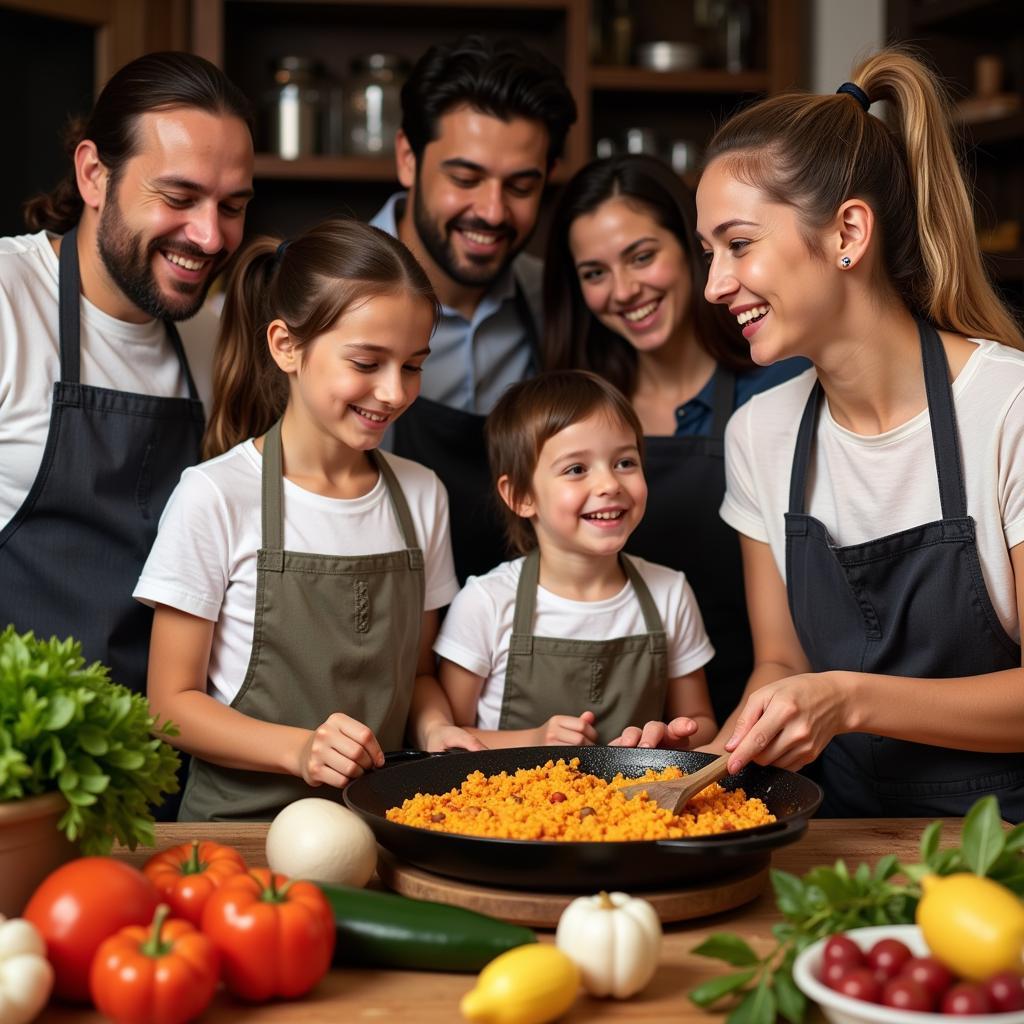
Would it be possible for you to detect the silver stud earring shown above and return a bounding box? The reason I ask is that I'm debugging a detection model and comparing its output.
[840,256,852,268]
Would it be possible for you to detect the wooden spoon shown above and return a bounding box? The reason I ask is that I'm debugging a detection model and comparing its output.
[616,753,732,815]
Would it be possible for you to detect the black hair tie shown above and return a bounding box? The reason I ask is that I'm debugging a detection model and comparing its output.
[836,82,871,112]
[274,239,290,263]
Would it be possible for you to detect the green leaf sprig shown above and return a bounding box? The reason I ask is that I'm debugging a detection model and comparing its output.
[0,626,181,854]
[688,796,1024,1024]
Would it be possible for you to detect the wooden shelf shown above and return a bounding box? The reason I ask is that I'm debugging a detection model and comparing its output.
[253,154,397,181]
[588,66,769,93]
[961,109,1024,146]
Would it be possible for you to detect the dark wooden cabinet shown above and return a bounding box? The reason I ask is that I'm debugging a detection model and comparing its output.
[190,0,807,238]
[889,0,1024,318]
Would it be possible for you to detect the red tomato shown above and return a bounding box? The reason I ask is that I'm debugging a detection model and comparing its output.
[942,982,993,1015]
[823,934,865,970]
[881,976,933,1013]
[822,961,853,989]
[23,857,160,1003]
[835,967,882,1004]
[867,937,913,983]
[983,971,1024,1013]
[899,956,954,1000]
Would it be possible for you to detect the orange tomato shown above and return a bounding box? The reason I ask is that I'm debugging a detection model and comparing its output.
[142,839,247,926]
[90,904,220,1024]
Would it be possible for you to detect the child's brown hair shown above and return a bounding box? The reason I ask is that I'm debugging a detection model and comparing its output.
[485,370,645,556]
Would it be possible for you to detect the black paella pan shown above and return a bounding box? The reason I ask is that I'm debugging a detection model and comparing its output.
[343,746,823,892]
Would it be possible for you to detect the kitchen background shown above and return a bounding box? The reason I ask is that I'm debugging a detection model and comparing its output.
[1,0,1020,318]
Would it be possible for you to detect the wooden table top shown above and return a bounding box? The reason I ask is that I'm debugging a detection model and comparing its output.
[42,817,935,1023]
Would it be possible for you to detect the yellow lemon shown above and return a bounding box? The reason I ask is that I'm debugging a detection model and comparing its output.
[460,944,580,1024]
[916,873,1024,981]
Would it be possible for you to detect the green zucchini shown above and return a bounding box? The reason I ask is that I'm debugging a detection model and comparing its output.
[318,882,537,972]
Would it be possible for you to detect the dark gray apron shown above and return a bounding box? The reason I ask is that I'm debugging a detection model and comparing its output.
[785,320,1024,820]
[179,420,425,821]
[498,549,669,744]
[0,226,205,695]
[625,368,752,723]
[391,282,537,585]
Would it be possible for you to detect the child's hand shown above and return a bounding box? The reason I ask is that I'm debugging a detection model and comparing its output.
[298,712,385,787]
[423,723,487,753]
[609,717,699,750]
[533,710,599,746]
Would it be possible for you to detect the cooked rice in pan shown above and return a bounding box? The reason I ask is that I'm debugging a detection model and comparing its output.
[385,758,775,840]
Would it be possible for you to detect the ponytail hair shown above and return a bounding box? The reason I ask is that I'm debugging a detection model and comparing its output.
[24,51,251,234]
[704,46,1023,350]
[203,219,439,460]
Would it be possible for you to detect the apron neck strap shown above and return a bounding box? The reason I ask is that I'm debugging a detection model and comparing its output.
[261,419,286,563]
[57,225,200,399]
[512,548,664,638]
[787,319,967,519]
[709,366,737,439]
[370,449,422,556]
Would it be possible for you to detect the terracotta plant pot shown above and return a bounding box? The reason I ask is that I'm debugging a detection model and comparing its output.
[0,791,76,916]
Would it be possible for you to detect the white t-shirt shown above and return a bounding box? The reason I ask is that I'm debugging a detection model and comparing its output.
[0,231,218,528]
[720,339,1024,640]
[134,442,459,706]
[434,555,715,730]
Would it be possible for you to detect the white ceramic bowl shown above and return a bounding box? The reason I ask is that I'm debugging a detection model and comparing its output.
[792,924,1024,1024]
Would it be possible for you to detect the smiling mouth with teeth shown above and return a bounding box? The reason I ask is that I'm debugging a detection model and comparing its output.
[622,300,659,323]
[164,251,208,272]
[582,510,624,520]
[736,305,770,326]
[352,405,389,423]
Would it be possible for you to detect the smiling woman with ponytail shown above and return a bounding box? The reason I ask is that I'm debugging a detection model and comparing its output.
[695,47,1024,822]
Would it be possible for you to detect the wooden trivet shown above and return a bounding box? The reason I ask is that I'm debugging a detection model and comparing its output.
[376,850,768,928]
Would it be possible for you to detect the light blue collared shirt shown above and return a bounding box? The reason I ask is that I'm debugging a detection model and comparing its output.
[370,193,540,415]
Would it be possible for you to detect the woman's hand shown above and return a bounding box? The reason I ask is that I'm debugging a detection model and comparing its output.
[724,671,849,773]
[609,717,700,749]
[297,713,385,787]
[533,710,599,746]
[422,723,487,753]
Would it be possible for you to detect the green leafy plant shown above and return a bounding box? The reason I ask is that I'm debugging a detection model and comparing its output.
[0,626,180,854]
[689,796,1024,1024]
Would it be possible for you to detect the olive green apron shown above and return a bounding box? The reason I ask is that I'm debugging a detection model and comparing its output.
[180,420,425,821]
[498,549,668,744]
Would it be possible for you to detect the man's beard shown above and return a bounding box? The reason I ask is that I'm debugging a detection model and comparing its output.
[411,183,526,289]
[97,187,224,321]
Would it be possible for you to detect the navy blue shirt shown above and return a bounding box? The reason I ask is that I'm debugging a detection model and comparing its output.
[673,358,810,437]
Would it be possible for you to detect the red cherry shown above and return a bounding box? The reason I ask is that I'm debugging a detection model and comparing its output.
[822,961,853,989]
[899,956,955,1000]
[823,934,865,970]
[835,967,882,1004]
[867,937,913,983]
[881,976,934,1013]
[983,971,1024,1013]
[942,982,993,1015]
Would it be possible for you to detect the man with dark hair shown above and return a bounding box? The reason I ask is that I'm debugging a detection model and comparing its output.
[371,34,577,583]
[0,52,254,700]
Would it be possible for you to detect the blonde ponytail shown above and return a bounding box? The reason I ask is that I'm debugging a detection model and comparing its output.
[705,46,1023,350]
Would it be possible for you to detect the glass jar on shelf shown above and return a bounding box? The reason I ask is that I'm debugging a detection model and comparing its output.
[263,56,322,160]
[345,52,409,156]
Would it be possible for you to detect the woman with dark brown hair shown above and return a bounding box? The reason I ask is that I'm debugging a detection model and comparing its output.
[134,218,480,821]
[699,50,1024,820]
[543,154,807,725]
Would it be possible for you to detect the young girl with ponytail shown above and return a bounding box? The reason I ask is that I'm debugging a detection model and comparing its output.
[134,219,479,821]
[697,49,1024,820]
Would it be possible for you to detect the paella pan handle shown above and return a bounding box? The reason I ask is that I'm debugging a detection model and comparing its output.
[381,749,461,767]
[654,815,807,852]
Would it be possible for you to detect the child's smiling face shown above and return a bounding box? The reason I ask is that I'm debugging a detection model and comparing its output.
[516,410,647,560]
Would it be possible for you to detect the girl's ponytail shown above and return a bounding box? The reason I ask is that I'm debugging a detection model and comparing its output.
[853,50,1023,349]
[705,46,1023,350]
[202,238,284,459]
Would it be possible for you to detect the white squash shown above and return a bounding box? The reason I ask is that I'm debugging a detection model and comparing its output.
[266,797,378,887]
[555,891,661,999]
[0,914,54,1024]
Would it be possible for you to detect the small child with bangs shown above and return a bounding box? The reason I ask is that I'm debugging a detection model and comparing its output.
[435,369,718,748]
